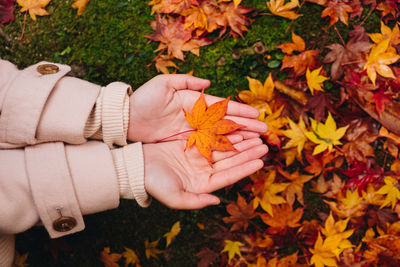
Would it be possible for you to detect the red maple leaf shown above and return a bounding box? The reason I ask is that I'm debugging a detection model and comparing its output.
[0,0,14,24]
[371,87,392,116]
[342,160,386,193]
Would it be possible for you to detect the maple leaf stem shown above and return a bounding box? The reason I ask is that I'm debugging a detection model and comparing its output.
[360,4,375,26]
[155,129,195,143]
[334,26,345,46]
[19,11,27,41]
[341,60,364,66]
[285,0,305,32]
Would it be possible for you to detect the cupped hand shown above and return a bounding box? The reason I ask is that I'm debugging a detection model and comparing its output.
[128,74,268,143]
[143,136,268,209]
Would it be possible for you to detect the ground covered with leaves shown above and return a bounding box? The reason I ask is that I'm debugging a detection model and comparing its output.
[2,0,400,266]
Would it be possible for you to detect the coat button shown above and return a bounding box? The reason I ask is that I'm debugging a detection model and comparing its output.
[37,64,59,75]
[53,216,77,232]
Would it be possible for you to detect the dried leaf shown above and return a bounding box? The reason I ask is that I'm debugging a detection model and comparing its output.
[145,239,163,260]
[259,204,304,234]
[321,0,353,27]
[164,221,181,247]
[221,240,244,264]
[266,0,303,20]
[223,194,256,231]
[99,247,122,267]
[0,0,14,24]
[16,0,50,21]
[71,0,90,16]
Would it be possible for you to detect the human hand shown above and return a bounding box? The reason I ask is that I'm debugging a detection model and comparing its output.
[127,74,268,143]
[143,136,268,209]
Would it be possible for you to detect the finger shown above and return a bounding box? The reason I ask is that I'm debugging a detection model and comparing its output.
[165,74,211,91]
[208,159,264,192]
[233,130,260,139]
[225,116,268,133]
[213,144,268,172]
[170,192,220,209]
[226,134,244,144]
[212,138,263,162]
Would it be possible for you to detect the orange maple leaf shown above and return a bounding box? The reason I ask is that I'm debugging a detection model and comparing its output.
[219,2,252,38]
[71,0,90,16]
[99,247,122,267]
[223,194,256,231]
[321,0,353,27]
[146,15,212,61]
[184,89,244,166]
[16,0,50,21]
[154,54,179,74]
[266,0,303,20]
[259,204,304,234]
[276,32,319,76]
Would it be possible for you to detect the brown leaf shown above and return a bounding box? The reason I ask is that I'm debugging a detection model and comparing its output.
[223,194,256,231]
[99,247,122,267]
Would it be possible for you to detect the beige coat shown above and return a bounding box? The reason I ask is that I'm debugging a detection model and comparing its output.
[0,59,150,266]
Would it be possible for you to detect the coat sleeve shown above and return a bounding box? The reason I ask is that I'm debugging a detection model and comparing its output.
[0,141,120,238]
[0,59,130,148]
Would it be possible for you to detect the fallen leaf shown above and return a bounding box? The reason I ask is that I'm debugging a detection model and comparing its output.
[71,0,90,16]
[13,251,29,267]
[145,239,163,260]
[376,176,400,209]
[184,89,244,166]
[309,233,341,267]
[321,0,353,27]
[363,39,400,85]
[266,0,303,20]
[146,15,212,61]
[221,240,244,264]
[368,21,400,46]
[283,116,308,155]
[252,170,289,216]
[0,0,14,24]
[122,247,140,267]
[278,167,313,206]
[276,32,305,55]
[16,0,50,21]
[305,112,349,155]
[148,0,198,14]
[99,247,122,267]
[259,204,304,234]
[223,194,256,231]
[306,67,329,95]
[259,105,288,148]
[154,54,179,74]
[164,221,181,247]
[219,2,252,38]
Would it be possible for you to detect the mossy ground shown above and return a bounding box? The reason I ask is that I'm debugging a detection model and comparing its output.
[0,0,380,266]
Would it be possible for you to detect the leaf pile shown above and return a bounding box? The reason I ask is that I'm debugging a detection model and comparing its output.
[146,0,253,73]
[197,1,400,266]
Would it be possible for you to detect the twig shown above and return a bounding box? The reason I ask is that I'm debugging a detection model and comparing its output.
[0,26,11,42]
[334,26,345,46]
[360,4,376,26]
[19,11,27,40]
[285,0,305,32]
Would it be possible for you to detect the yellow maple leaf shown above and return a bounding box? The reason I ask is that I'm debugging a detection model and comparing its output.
[145,239,163,260]
[252,170,289,216]
[260,105,289,148]
[320,213,354,258]
[363,39,400,85]
[122,247,140,267]
[325,189,366,219]
[278,167,313,206]
[368,21,400,46]
[259,204,304,234]
[239,74,275,115]
[71,0,90,16]
[266,0,302,20]
[163,221,181,247]
[305,112,349,155]
[376,176,400,209]
[306,67,329,95]
[310,233,341,267]
[283,117,308,155]
[16,0,50,21]
[13,251,29,267]
[221,240,244,264]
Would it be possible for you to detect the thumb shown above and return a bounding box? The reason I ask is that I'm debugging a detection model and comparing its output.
[172,191,220,209]
[165,74,210,91]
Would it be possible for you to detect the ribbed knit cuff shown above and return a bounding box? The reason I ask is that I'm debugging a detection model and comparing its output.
[102,82,130,148]
[111,142,151,207]
[0,234,14,267]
